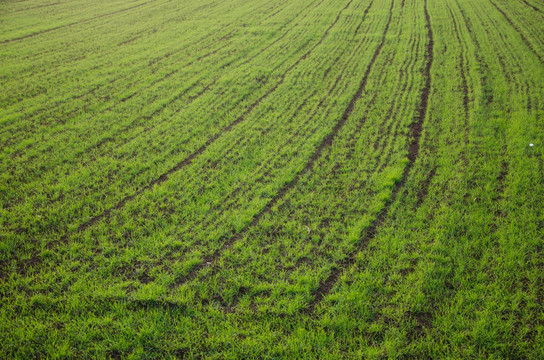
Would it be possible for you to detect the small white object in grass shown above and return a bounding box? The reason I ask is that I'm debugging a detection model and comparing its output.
[529,143,534,147]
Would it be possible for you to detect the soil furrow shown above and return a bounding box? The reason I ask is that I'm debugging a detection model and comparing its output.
[307,0,433,314]
[2,0,323,156]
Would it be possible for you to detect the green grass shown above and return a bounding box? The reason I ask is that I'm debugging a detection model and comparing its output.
[1,0,543,358]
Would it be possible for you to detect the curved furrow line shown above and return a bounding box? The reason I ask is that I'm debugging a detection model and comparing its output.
[453,0,502,86]
[507,0,544,40]
[170,0,392,289]
[174,2,382,281]
[39,0,356,254]
[488,0,543,64]
[272,0,420,301]
[217,0,410,312]
[396,0,513,333]
[171,54,351,235]
[349,18,403,162]
[2,61,222,206]
[3,25,239,134]
[15,0,356,272]
[109,84,323,267]
[1,85,212,215]
[6,33,323,239]
[7,0,194,67]
[235,0,329,70]
[464,2,514,220]
[0,0,299,117]
[373,62,417,174]
[456,10,514,190]
[257,94,381,291]
[6,25,215,96]
[464,1,525,107]
[174,67,344,240]
[307,0,432,314]
[0,0,160,44]
[348,40,408,178]
[3,0,306,88]
[352,48,417,180]
[138,0,363,168]
[80,83,215,167]
[373,74,412,173]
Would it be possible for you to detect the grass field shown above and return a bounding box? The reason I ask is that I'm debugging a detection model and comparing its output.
[1,0,543,358]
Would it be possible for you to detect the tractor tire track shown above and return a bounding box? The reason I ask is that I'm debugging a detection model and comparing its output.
[171,42,354,241]
[185,0,373,203]
[6,0,315,197]
[456,1,513,207]
[213,0,414,312]
[307,0,432,314]
[367,0,511,338]
[294,65,418,282]
[7,11,334,239]
[3,58,224,209]
[139,0,344,166]
[78,5,351,177]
